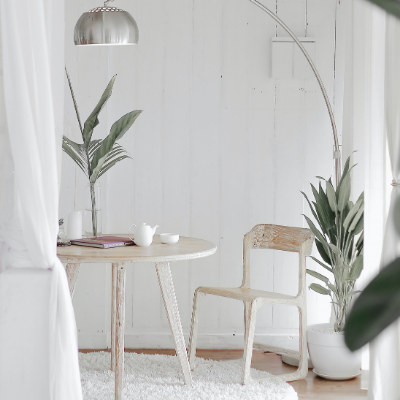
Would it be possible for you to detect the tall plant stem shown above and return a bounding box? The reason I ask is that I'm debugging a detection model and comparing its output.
[90,183,98,237]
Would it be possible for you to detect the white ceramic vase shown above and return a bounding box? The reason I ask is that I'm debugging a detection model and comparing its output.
[307,323,361,380]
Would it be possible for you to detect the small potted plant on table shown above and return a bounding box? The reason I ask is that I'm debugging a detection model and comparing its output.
[302,156,364,380]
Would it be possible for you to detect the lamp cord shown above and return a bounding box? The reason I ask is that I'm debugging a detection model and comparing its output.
[248,0,342,186]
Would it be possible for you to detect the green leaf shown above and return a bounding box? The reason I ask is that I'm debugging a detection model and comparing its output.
[356,232,364,253]
[353,214,364,235]
[349,254,363,280]
[343,197,363,230]
[306,269,329,283]
[337,156,351,194]
[345,257,400,351]
[337,172,351,212]
[317,182,335,232]
[310,256,333,272]
[97,154,131,179]
[329,244,340,255]
[365,0,400,19]
[303,215,327,247]
[62,136,88,176]
[90,110,142,182]
[316,176,326,180]
[327,282,338,296]
[326,181,337,213]
[315,240,332,266]
[309,283,331,295]
[349,205,364,232]
[301,191,322,230]
[82,75,117,147]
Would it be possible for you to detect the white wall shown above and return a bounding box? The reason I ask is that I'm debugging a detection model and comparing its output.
[61,0,339,350]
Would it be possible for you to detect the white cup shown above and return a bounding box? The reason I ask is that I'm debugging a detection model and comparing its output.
[68,211,82,240]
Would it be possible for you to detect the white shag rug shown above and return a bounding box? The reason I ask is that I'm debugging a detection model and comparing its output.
[79,352,298,400]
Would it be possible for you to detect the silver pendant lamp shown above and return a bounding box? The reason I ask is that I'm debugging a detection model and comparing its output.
[74,0,139,46]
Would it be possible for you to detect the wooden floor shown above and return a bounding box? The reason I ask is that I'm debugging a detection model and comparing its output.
[81,348,367,399]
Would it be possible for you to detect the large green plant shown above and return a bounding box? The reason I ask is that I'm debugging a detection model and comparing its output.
[302,157,364,332]
[63,69,142,236]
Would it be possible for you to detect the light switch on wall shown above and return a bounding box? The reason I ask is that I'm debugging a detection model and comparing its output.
[272,37,317,80]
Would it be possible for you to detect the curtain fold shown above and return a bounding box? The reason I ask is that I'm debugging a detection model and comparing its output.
[368,15,400,400]
[0,0,82,399]
[340,1,400,398]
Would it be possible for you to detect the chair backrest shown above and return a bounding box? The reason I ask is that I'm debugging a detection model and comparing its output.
[242,224,314,292]
[245,224,314,255]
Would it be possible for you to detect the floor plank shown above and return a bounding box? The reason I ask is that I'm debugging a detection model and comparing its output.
[80,348,367,399]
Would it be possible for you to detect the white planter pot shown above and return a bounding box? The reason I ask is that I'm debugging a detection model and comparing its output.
[307,323,361,380]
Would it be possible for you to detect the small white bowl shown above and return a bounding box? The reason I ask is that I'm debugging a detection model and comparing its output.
[160,233,179,244]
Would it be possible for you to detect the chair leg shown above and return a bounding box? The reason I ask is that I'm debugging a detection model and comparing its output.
[297,305,308,379]
[242,300,259,385]
[188,289,204,370]
[243,301,250,348]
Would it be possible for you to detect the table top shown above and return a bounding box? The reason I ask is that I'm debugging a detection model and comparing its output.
[57,234,217,264]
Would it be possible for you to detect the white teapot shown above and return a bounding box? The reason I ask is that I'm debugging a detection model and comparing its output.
[129,223,159,247]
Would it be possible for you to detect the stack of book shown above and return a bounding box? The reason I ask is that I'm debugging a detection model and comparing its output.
[70,236,135,249]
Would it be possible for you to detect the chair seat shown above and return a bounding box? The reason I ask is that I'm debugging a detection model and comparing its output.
[197,286,297,303]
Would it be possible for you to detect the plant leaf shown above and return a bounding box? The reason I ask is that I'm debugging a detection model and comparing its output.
[97,155,131,179]
[62,136,88,176]
[316,176,326,180]
[349,254,363,280]
[309,283,331,295]
[82,75,117,147]
[315,239,332,266]
[303,215,327,248]
[345,257,400,351]
[310,256,333,272]
[353,214,364,235]
[326,181,337,213]
[90,110,142,182]
[349,205,364,232]
[301,191,322,230]
[343,197,363,230]
[307,269,329,283]
[337,172,351,212]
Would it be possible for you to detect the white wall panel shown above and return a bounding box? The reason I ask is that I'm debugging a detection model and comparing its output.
[61,0,337,349]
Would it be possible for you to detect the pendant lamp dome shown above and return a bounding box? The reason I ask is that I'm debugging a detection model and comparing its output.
[74,0,139,46]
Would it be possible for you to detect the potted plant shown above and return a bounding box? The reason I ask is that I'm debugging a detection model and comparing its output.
[62,69,142,236]
[302,156,364,379]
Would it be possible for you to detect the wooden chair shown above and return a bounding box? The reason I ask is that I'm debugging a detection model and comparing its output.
[188,224,314,384]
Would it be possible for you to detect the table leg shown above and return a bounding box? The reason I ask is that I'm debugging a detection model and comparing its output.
[115,264,126,400]
[155,262,193,386]
[65,263,80,298]
[111,263,118,371]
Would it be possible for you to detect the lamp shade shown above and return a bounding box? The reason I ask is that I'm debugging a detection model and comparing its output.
[74,6,139,46]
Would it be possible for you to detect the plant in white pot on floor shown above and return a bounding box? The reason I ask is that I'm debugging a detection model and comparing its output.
[62,68,142,236]
[301,156,364,380]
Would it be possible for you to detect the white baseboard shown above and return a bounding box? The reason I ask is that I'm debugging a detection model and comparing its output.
[78,332,300,351]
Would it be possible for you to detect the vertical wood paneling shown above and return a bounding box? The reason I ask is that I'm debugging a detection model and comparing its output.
[190,0,223,333]
[273,0,307,330]
[61,0,337,349]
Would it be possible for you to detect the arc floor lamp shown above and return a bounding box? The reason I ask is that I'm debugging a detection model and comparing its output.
[74,0,342,185]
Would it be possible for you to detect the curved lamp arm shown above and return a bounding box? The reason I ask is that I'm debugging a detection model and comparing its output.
[248,0,341,185]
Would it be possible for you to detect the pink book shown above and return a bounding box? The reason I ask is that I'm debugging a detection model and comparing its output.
[70,236,135,249]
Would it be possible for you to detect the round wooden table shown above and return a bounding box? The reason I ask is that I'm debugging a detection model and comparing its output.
[57,234,217,400]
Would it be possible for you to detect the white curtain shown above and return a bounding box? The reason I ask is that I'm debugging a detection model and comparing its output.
[0,0,82,399]
[339,0,400,398]
[368,15,400,400]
